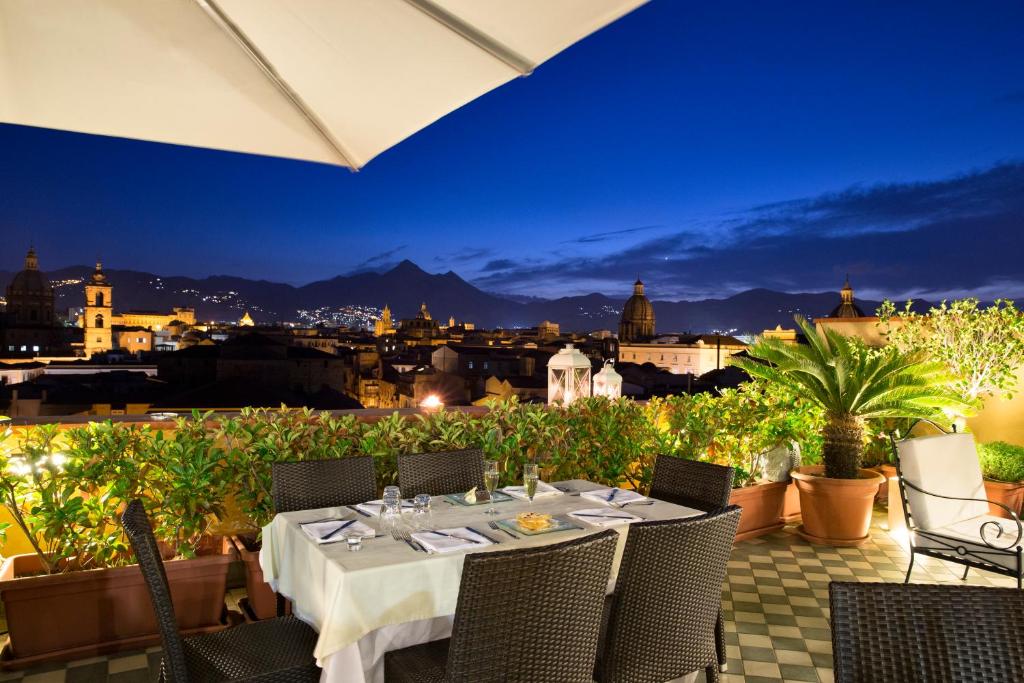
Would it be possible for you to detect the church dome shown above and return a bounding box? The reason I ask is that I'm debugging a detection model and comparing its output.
[829,278,865,318]
[9,248,53,296]
[619,278,655,342]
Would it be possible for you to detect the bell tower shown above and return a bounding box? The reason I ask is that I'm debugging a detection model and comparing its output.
[84,261,113,356]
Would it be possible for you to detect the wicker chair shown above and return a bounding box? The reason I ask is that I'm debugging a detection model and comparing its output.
[384,529,619,682]
[120,500,320,682]
[830,581,1024,682]
[271,456,377,513]
[649,455,734,512]
[648,455,735,672]
[397,448,484,497]
[595,506,742,683]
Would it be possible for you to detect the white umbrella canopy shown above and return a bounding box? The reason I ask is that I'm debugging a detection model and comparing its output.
[0,0,646,169]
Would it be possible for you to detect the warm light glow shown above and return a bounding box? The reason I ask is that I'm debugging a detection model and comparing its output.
[420,394,443,410]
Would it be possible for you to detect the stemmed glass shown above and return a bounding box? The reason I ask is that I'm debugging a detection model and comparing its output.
[524,463,539,507]
[483,461,500,515]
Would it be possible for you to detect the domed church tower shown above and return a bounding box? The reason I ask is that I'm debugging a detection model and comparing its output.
[84,261,113,356]
[618,278,655,342]
[5,248,55,326]
[829,277,865,318]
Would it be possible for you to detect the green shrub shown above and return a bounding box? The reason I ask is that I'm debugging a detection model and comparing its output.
[977,441,1024,483]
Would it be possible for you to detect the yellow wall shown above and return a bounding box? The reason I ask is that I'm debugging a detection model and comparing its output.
[967,367,1024,447]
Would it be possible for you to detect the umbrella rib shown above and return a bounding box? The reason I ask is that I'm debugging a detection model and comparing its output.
[402,0,536,76]
[194,0,360,170]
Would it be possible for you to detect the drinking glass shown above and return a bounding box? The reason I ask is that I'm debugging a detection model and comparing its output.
[381,485,402,532]
[483,461,500,515]
[412,493,432,530]
[524,463,539,507]
[344,531,364,552]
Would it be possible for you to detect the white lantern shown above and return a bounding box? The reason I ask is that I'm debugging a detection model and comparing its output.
[592,359,623,399]
[547,343,592,405]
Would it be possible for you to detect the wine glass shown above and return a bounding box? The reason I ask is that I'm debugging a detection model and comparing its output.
[483,461,500,515]
[524,463,539,507]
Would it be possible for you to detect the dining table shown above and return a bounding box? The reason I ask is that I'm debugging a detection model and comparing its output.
[259,479,704,683]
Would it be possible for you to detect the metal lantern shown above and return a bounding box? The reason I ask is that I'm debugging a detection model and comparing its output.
[592,359,623,399]
[547,343,592,405]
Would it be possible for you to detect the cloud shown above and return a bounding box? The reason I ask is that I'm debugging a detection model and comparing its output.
[472,162,1024,300]
[481,258,518,272]
[561,224,664,244]
[354,245,407,271]
[439,247,494,263]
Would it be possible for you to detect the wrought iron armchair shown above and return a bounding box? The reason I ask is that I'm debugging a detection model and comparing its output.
[891,423,1023,588]
[397,448,485,497]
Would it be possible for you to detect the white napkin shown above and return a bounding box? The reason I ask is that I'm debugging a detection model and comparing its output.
[568,507,643,527]
[355,499,415,516]
[411,527,494,554]
[501,481,562,501]
[580,487,647,505]
[299,519,374,544]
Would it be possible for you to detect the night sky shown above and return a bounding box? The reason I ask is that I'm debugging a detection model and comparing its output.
[2,0,1023,302]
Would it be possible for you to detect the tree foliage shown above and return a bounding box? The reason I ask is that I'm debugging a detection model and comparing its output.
[877,298,1024,405]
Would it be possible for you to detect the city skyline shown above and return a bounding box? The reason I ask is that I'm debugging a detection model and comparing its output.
[3,1,1023,301]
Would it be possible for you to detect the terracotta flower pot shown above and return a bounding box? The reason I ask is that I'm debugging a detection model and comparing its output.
[872,464,897,503]
[984,479,1024,520]
[0,545,235,669]
[790,465,885,547]
[729,481,788,541]
[781,481,802,523]
[232,535,288,620]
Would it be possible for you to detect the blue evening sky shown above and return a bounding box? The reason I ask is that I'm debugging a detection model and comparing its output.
[2,0,1023,301]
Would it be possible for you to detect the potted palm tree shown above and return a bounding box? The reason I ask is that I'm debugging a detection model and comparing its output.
[733,316,967,546]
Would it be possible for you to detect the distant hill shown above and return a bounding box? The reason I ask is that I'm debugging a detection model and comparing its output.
[0,259,906,333]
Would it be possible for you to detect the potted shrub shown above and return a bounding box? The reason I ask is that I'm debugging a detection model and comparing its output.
[0,417,235,667]
[733,317,968,546]
[977,441,1024,519]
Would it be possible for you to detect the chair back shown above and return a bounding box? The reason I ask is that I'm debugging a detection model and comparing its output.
[896,432,987,530]
[597,506,742,683]
[120,499,190,683]
[272,456,378,513]
[397,448,484,497]
[445,529,618,682]
[830,581,1024,682]
[649,455,734,511]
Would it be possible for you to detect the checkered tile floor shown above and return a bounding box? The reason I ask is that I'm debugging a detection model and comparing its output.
[1,507,1016,682]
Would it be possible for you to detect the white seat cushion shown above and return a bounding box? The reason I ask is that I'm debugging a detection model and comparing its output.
[914,514,1023,572]
[897,433,988,530]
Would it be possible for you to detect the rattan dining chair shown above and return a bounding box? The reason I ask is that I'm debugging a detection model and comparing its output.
[271,456,378,513]
[384,529,619,683]
[648,455,735,672]
[595,506,741,683]
[120,500,320,682]
[397,448,484,497]
[830,581,1024,682]
[649,455,734,512]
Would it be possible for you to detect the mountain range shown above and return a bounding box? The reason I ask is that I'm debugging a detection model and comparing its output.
[0,259,894,334]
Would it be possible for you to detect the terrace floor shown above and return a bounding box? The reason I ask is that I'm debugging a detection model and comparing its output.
[1,505,1016,683]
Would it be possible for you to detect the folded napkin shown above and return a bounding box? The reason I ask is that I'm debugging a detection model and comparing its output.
[580,487,647,505]
[355,499,416,516]
[501,481,563,501]
[411,527,494,554]
[568,507,643,528]
[300,519,374,544]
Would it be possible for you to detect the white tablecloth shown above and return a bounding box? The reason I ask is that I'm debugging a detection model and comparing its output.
[260,479,702,682]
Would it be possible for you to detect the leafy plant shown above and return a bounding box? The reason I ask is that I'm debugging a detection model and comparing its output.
[977,441,1024,483]
[733,316,969,479]
[878,298,1024,405]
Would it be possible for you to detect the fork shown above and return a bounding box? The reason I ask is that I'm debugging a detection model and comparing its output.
[488,520,518,539]
[398,527,427,552]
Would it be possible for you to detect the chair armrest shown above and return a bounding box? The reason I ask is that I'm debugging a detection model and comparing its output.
[902,478,1023,550]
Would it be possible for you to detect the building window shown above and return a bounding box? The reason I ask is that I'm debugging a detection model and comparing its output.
[96,292,105,307]
[467,361,474,369]
[95,314,104,328]
[483,361,489,370]
[32,345,39,352]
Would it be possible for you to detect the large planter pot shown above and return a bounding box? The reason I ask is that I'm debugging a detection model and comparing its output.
[984,479,1024,520]
[781,481,801,523]
[233,535,288,621]
[0,546,235,669]
[729,481,788,541]
[790,466,885,547]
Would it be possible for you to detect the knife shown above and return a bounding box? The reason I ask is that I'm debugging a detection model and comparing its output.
[320,519,357,541]
[466,526,500,544]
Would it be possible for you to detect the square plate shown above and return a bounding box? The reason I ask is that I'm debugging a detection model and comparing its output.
[496,516,581,536]
[444,490,514,506]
